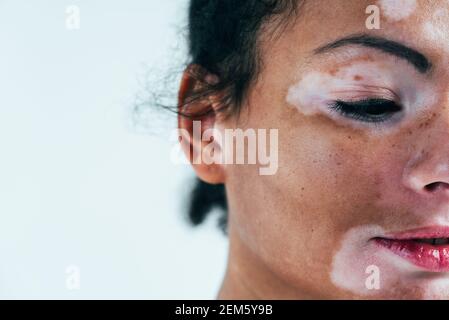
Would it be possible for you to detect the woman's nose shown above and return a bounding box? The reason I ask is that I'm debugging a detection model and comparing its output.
[402,120,449,197]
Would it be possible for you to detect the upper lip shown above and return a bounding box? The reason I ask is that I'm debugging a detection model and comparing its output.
[379,226,449,240]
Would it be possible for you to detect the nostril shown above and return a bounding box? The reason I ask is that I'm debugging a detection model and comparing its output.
[425,182,449,193]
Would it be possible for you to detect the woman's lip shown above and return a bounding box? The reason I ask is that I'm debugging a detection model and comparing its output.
[382,226,449,240]
[374,238,449,272]
[373,227,449,272]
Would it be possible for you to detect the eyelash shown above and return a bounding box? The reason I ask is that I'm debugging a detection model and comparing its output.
[328,99,403,124]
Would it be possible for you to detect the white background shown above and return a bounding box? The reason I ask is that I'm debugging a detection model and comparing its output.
[0,0,228,299]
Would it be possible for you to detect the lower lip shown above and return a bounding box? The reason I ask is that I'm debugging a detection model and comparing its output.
[374,238,449,272]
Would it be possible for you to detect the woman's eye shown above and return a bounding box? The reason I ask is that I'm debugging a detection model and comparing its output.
[329,98,402,123]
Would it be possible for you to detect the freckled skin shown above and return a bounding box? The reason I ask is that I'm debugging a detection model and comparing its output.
[212,0,449,299]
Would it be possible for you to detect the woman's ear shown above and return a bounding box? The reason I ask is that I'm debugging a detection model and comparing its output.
[177,65,225,185]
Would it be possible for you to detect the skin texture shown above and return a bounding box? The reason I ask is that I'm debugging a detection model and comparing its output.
[179,0,449,299]
[378,0,417,22]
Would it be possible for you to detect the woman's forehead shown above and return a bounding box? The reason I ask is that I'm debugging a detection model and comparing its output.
[263,0,449,73]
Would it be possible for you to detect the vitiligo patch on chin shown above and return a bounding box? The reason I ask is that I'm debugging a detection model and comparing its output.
[330,225,388,296]
[331,224,449,299]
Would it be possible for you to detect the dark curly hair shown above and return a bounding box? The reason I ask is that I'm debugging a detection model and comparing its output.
[176,0,301,232]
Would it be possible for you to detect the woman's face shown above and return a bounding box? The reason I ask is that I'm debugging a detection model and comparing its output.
[220,0,449,299]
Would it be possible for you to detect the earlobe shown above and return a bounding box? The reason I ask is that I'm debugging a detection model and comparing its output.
[177,65,226,185]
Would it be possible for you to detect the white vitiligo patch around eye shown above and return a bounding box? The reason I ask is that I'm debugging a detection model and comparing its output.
[378,0,417,22]
[286,61,436,133]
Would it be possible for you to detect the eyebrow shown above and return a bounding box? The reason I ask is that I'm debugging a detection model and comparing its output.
[314,34,431,74]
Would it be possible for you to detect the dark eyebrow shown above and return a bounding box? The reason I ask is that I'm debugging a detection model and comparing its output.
[314,34,431,74]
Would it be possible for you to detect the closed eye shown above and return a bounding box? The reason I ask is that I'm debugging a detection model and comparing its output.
[328,99,403,123]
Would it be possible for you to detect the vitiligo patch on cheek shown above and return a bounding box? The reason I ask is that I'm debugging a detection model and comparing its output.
[378,0,417,22]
